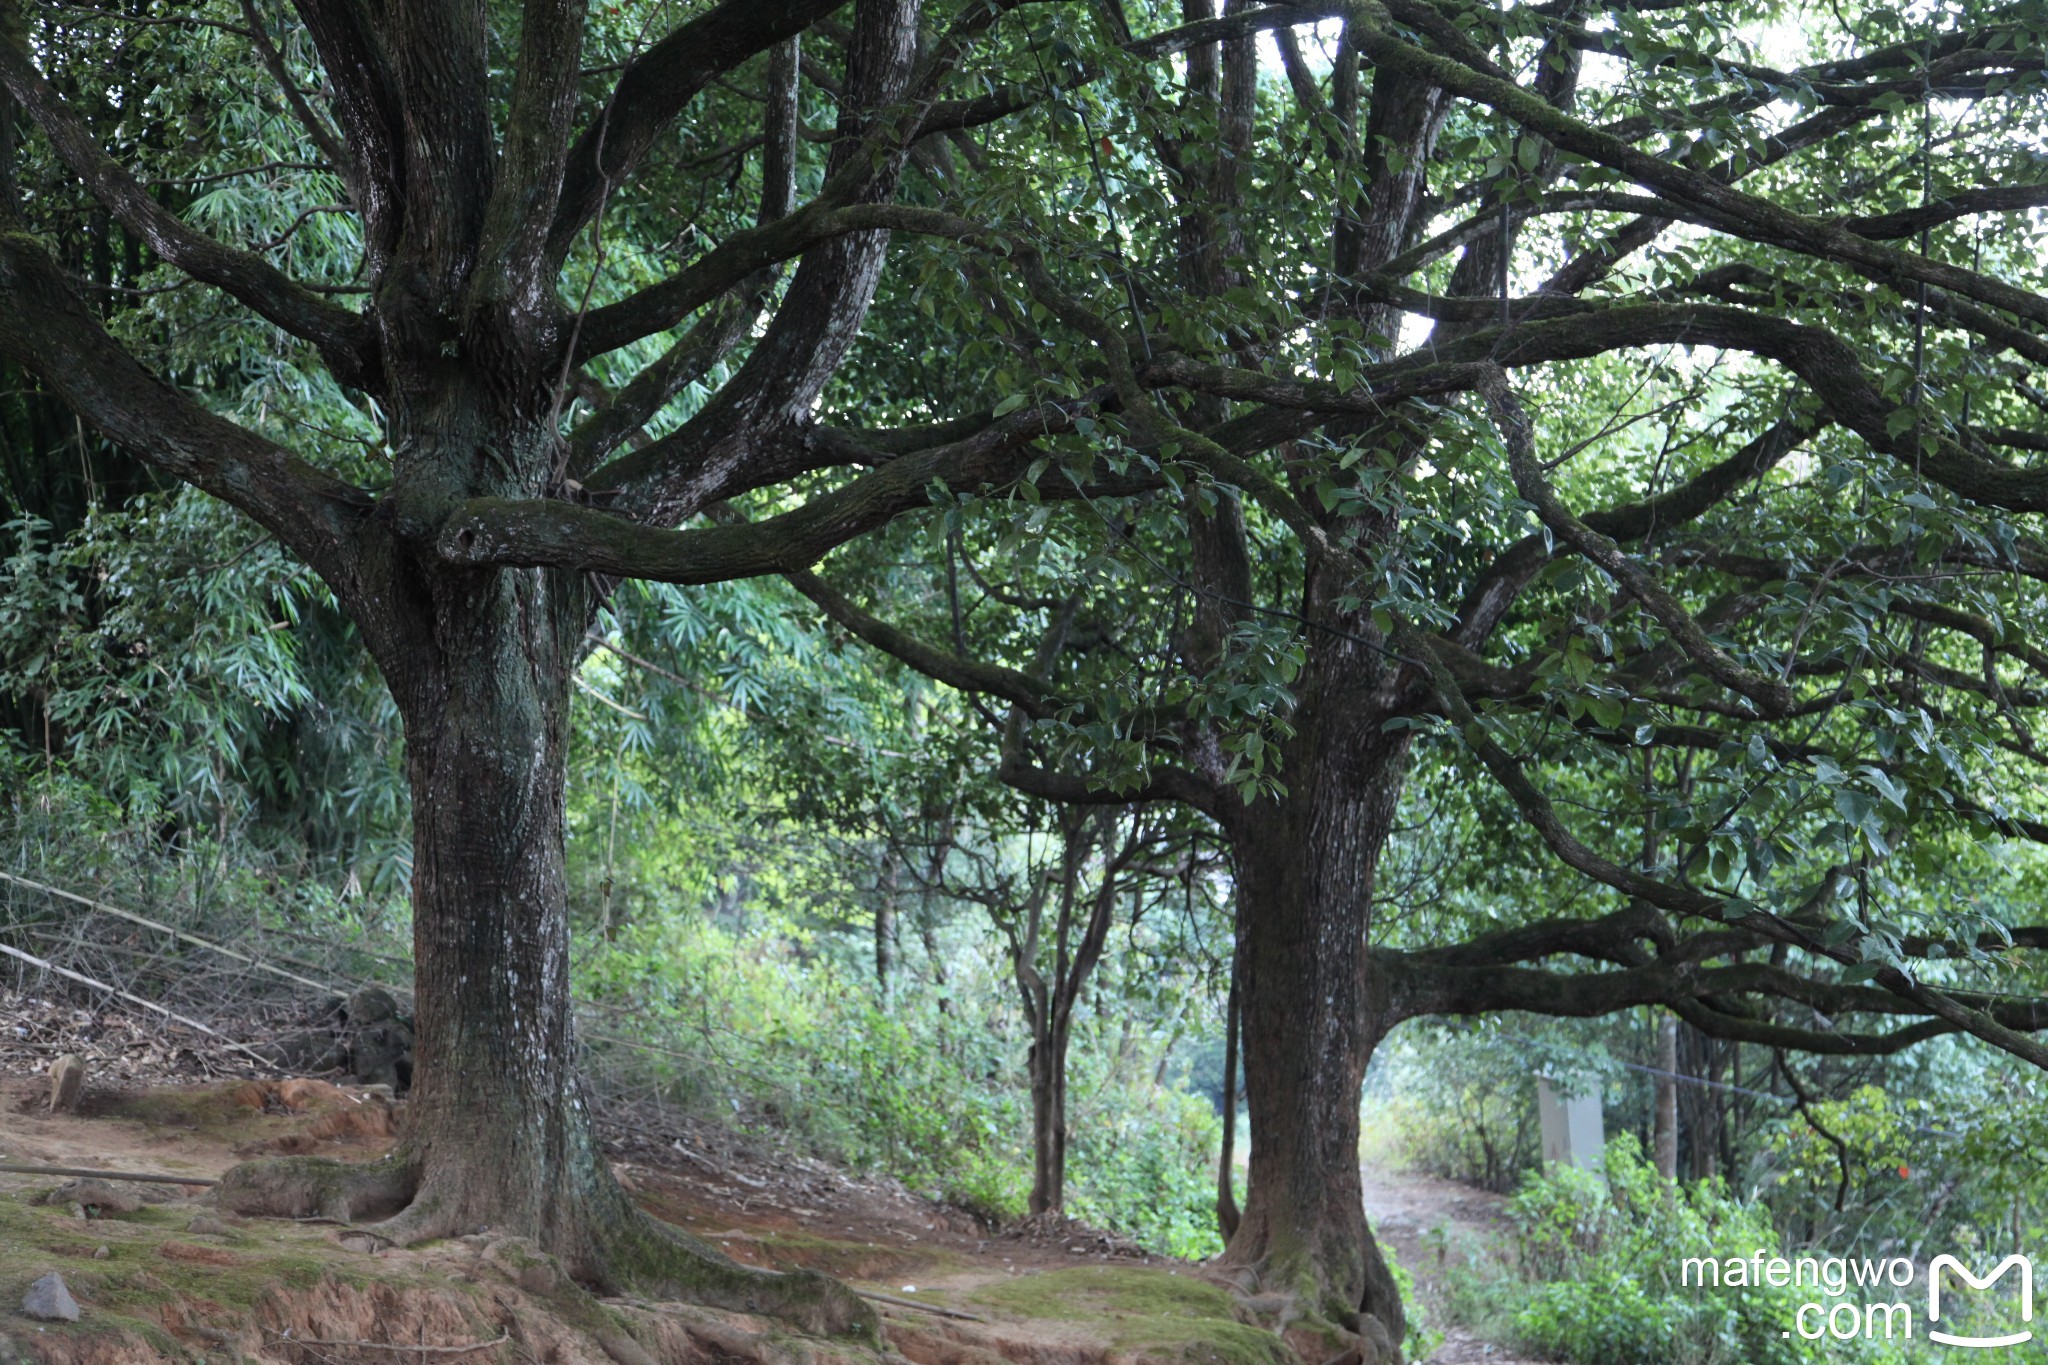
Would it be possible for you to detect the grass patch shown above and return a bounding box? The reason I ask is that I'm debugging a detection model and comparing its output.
[0,1179,419,1353]
[972,1267,1290,1365]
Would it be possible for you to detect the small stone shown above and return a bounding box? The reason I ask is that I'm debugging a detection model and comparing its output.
[186,1214,233,1237]
[92,1246,109,1260]
[22,1272,80,1322]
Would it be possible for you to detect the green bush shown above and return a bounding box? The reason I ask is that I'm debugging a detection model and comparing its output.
[1378,1240,1443,1363]
[1503,1136,1893,1365]
[574,907,1230,1256]
[1067,1088,1225,1259]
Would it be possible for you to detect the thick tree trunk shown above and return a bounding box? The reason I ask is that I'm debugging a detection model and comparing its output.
[1222,726,1409,1359]
[388,561,606,1249]
[217,556,870,1335]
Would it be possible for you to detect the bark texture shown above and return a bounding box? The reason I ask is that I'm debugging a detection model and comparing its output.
[1222,722,1410,1355]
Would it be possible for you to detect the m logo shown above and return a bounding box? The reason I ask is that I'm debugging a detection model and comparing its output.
[1927,1254,2034,1348]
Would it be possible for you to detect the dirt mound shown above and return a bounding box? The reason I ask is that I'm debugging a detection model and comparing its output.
[225,1079,400,1154]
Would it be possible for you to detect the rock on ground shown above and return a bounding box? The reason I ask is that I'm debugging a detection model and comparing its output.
[22,1270,80,1322]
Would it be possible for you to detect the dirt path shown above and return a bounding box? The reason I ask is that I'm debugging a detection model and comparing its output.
[1362,1162,1541,1365]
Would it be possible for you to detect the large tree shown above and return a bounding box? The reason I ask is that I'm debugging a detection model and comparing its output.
[6,0,2048,1355]
[758,0,2048,1353]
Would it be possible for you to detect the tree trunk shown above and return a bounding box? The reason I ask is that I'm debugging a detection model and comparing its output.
[1653,1010,1679,1179]
[1216,956,1242,1241]
[876,845,900,989]
[1026,1028,1068,1215]
[400,561,587,1246]
[1222,725,1409,1359]
[216,555,870,1335]
[1678,1021,1722,1182]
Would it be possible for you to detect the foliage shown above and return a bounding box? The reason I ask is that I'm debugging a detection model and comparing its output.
[1505,1137,1847,1365]
[1366,1021,1548,1192]
[571,881,1227,1253]
[1066,1087,1225,1260]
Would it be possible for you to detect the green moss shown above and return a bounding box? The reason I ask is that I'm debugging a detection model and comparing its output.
[975,1266,1236,1321]
[109,1085,259,1138]
[0,1181,423,1354]
[971,1268,1293,1365]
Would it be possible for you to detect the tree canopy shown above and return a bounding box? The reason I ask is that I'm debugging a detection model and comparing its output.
[3,0,2047,1355]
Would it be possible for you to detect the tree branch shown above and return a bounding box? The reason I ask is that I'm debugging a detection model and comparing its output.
[787,569,1059,718]
[1349,13,2048,332]
[440,394,1093,580]
[1393,611,2048,1072]
[0,214,368,589]
[1482,368,1795,717]
[548,0,847,265]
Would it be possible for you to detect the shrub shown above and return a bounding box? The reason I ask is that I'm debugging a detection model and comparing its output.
[1067,1087,1225,1259]
[1503,1135,1898,1365]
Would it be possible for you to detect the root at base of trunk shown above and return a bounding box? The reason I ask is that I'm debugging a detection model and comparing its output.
[213,1152,417,1223]
[602,1210,876,1339]
[1218,1255,1402,1365]
[210,1154,876,1342]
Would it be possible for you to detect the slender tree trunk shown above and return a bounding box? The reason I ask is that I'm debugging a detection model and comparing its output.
[1654,1010,1679,1179]
[1222,725,1409,1359]
[875,845,900,989]
[1024,1035,1073,1219]
[1027,1023,1071,1215]
[1216,956,1242,1241]
[1679,1021,1722,1181]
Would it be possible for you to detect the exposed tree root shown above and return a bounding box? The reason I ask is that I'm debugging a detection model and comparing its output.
[1218,1254,1399,1365]
[598,1205,877,1340]
[213,1152,418,1223]
[211,1154,876,1342]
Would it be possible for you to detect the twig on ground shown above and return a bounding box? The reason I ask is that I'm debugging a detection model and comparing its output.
[0,941,274,1061]
[856,1289,987,1322]
[0,1161,217,1185]
[0,870,347,999]
[266,1330,511,1355]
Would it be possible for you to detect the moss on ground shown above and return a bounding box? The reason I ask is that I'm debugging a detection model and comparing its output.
[105,1085,259,1140]
[0,1180,415,1351]
[971,1267,1294,1365]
